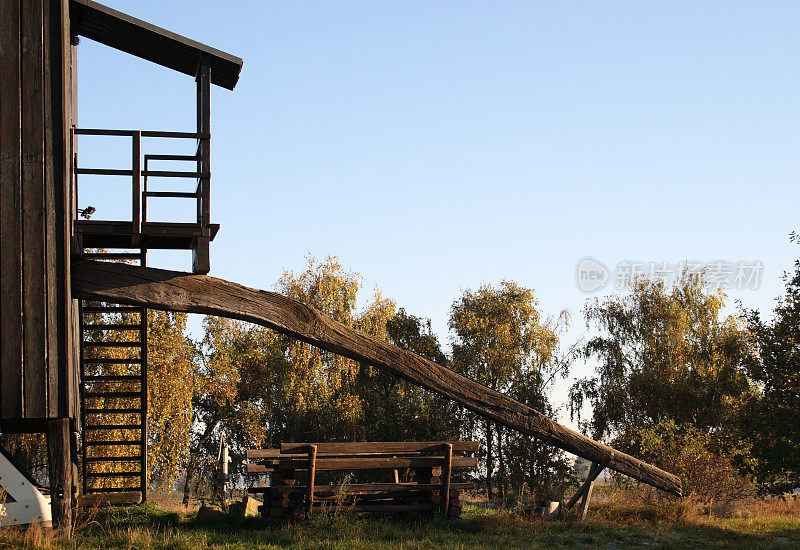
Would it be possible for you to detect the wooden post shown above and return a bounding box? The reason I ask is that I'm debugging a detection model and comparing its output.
[441,443,452,518]
[132,131,141,234]
[566,458,607,521]
[579,469,597,521]
[306,445,317,518]
[47,418,73,533]
[192,55,211,274]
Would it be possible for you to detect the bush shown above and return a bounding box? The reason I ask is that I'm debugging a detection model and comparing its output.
[621,420,753,504]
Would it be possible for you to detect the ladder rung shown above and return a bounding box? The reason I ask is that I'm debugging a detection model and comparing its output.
[82,306,142,313]
[84,408,143,414]
[84,375,142,382]
[83,358,143,364]
[83,341,143,348]
[84,456,142,463]
[84,440,142,446]
[86,487,143,494]
[85,471,142,478]
[83,253,144,260]
[82,324,142,330]
[85,424,143,431]
[84,391,142,399]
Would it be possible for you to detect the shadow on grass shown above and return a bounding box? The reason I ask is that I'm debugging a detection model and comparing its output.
[76,503,800,549]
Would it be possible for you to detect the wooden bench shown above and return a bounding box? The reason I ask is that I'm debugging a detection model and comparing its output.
[246,441,478,521]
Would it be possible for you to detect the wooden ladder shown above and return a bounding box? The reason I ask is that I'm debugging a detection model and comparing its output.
[79,250,148,503]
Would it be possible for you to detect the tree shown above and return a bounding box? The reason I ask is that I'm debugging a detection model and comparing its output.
[182,316,277,504]
[743,235,800,494]
[570,274,755,499]
[147,310,199,490]
[571,274,752,441]
[355,308,460,443]
[449,281,567,500]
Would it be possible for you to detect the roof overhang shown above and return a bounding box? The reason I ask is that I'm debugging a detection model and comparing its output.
[69,0,243,90]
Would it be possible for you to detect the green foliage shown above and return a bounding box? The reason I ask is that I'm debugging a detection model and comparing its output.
[449,281,570,500]
[742,234,800,494]
[147,311,199,489]
[570,274,753,444]
[624,420,752,504]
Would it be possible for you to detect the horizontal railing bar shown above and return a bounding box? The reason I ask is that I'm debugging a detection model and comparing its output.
[143,154,197,161]
[143,192,197,198]
[74,128,206,139]
[142,131,206,139]
[142,170,202,178]
[76,168,133,176]
[74,128,138,136]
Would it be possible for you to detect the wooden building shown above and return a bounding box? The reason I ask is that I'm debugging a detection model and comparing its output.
[1,0,241,529]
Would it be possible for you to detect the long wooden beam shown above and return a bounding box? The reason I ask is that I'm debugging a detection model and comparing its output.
[71,260,682,496]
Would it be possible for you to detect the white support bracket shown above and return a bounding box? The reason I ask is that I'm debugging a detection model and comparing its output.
[0,449,52,527]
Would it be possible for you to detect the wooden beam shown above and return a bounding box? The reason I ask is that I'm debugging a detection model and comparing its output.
[70,260,682,497]
[279,441,478,455]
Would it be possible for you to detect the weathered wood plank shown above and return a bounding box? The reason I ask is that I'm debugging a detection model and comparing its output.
[245,456,476,473]
[21,0,47,418]
[248,483,474,494]
[279,441,479,455]
[0,0,24,419]
[70,260,683,496]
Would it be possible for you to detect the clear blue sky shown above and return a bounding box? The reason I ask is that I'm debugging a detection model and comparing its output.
[76,1,800,423]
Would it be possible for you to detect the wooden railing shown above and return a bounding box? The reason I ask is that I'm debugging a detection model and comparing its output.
[72,128,210,233]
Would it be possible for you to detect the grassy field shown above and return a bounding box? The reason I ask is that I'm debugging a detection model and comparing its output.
[2,497,799,549]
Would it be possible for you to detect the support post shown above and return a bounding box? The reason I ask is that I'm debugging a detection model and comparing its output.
[441,443,452,518]
[47,418,73,533]
[193,55,211,274]
[566,456,609,521]
[132,130,140,235]
[306,445,317,518]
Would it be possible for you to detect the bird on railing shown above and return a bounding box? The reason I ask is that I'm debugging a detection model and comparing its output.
[78,206,96,219]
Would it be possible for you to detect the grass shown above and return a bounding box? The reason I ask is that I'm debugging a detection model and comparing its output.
[1,496,799,549]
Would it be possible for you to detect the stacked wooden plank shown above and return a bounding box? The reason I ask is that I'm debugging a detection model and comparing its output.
[246,441,478,521]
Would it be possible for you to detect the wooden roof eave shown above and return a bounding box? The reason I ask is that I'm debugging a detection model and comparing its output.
[69,0,243,90]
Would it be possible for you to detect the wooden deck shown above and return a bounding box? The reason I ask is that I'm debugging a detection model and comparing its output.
[75,220,219,250]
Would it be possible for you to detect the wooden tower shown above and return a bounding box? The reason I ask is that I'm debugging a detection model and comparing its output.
[4,0,682,536]
[1,0,241,529]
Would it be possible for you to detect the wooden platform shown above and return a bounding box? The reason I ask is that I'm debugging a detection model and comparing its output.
[75,220,219,250]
